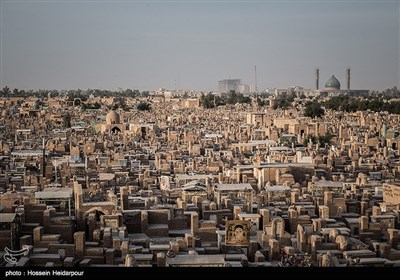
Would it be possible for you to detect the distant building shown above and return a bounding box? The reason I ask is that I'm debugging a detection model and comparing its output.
[249,85,258,93]
[314,69,369,97]
[218,79,241,93]
[181,99,200,108]
[236,84,250,94]
[316,74,369,97]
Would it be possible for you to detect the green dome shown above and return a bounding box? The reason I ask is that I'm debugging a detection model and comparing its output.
[325,75,340,90]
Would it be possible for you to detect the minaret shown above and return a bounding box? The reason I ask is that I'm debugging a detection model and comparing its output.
[315,68,319,90]
[346,67,350,90]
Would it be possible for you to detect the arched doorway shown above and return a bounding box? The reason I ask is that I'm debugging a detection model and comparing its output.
[73,98,82,107]
[12,200,21,212]
[111,127,121,134]
[84,208,107,240]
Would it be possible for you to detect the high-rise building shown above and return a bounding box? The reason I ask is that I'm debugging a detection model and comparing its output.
[236,84,250,94]
[218,79,241,93]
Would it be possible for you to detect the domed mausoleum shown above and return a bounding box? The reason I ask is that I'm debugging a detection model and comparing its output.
[105,111,120,125]
[101,111,126,133]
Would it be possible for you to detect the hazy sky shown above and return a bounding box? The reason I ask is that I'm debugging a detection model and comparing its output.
[1,0,399,92]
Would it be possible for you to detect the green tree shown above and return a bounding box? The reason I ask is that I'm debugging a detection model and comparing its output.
[33,100,40,110]
[226,90,238,104]
[318,134,333,147]
[200,92,217,108]
[304,102,324,118]
[256,96,266,106]
[93,102,101,109]
[225,90,251,105]
[273,93,295,109]
[63,113,72,128]
[1,86,11,96]
[137,101,151,111]
[303,135,318,146]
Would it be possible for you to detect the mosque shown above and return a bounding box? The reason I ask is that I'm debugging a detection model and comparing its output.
[274,68,369,98]
[315,68,369,97]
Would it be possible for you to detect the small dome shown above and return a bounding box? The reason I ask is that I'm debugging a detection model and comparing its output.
[325,75,341,90]
[105,111,120,125]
